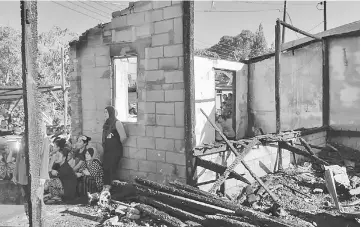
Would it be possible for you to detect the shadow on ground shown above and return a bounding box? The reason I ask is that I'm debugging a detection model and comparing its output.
[288,209,359,227]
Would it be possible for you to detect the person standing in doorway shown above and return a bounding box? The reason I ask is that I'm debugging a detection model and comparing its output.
[102,106,127,191]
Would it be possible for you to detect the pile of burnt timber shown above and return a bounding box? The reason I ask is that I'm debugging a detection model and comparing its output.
[119,177,314,227]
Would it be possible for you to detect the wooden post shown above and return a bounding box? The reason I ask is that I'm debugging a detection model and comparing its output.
[322,39,330,127]
[183,1,196,186]
[323,1,327,31]
[275,19,283,171]
[282,1,287,43]
[61,47,68,127]
[20,1,43,226]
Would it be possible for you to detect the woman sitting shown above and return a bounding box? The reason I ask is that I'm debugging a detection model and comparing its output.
[0,143,16,180]
[76,147,104,195]
[48,138,67,172]
[71,135,92,172]
[44,148,77,202]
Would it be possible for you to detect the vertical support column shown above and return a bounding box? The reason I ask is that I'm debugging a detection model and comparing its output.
[20,1,42,226]
[247,63,254,137]
[183,1,196,186]
[232,70,236,134]
[275,19,283,171]
[69,44,82,139]
[322,39,330,127]
[61,47,68,127]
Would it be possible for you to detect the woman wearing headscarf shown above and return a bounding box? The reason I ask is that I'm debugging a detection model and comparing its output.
[102,106,127,190]
[76,147,103,195]
[70,135,92,172]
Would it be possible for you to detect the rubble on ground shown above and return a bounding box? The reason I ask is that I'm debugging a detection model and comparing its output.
[66,141,360,227]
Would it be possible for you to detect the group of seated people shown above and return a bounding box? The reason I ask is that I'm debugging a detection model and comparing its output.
[44,135,104,203]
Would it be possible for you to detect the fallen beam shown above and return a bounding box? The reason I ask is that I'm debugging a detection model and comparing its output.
[135,178,238,211]
[235,207,311,227]
[299,138,316,156]
[169,180,226,201]
[205,214,256,227]
[134,183,235,215]
[138,196,205,224]
[279,142,329,165]
[200,108,279,204]
[135,203,187,227]
[280,183,311,199]
[195,157,250,184]
[294,143,324,150]
[209,139,258,194]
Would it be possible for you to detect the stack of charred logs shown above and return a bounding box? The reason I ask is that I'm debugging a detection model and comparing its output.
[110,177,313,227]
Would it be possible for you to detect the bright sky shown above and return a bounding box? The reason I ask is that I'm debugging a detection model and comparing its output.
[0,1,359,50]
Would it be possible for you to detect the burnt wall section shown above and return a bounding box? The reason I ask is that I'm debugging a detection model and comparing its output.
[248,42,323,135]
[328,35,360,131]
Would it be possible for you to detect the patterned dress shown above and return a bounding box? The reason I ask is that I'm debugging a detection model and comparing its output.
[45,161,77,201]
[77,159,104,195]
[0,155,15,180]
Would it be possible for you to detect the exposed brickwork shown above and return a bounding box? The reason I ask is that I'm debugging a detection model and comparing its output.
[70,1,187,184]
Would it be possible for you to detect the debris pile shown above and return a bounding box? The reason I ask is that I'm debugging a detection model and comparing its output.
[91,177,319,227]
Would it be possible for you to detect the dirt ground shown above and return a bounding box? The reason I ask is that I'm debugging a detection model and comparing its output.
[0,144,359,227]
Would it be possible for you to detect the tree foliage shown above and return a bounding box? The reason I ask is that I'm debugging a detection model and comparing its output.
[0,26,78,127]
[195,23,272,61]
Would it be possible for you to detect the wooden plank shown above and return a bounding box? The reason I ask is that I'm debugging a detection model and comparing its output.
[328,130,360,138]
[196,157,250,184]
[299,138,315,155]
[135,203,187,227]
[200,109,280,204]
[208,140,257,193]
[279,20,322,40]
[280,142,329,165]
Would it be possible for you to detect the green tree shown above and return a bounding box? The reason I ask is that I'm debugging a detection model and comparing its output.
[196,23,270,61]
[249,24,268,58]
[0,26,77,127]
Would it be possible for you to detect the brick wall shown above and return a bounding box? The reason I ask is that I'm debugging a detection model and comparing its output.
[69,1,187,184]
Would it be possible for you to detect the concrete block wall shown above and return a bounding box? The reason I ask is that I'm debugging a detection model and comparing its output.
[69,1,187,184]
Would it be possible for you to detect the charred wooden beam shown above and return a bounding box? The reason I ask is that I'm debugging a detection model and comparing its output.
[279,142,329,165]
[280,183,311,199]
[235,207,310,227]
[135,203,187,227]
[196,157,250,184]
[205,214,256,227]
[134,178,238,211]
[185,220,203,227]
[138,196,205,224]
[134,183,235,215]
[169,181,223,200]
[209,139,258,193]
[294,143,324,150]
[299,138,315,155]
[200,108,279,204]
